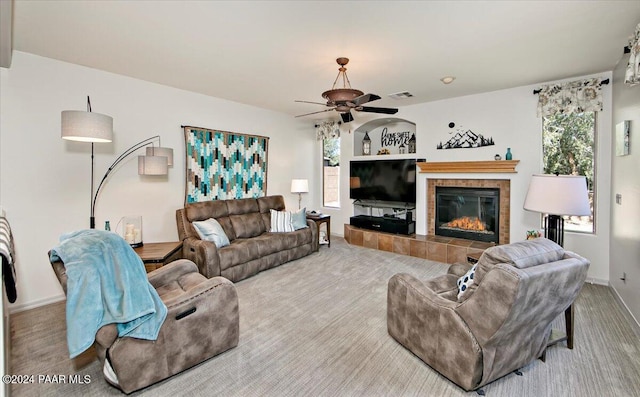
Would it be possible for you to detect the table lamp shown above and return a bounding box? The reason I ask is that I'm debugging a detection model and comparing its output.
[291,179,309,210]
[523,174,591,247]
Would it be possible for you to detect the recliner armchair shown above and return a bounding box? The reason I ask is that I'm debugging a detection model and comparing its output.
[387,238,590,391]
[50,257,239,393]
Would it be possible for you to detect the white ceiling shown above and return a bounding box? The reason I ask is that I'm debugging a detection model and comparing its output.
[8,1,640,121]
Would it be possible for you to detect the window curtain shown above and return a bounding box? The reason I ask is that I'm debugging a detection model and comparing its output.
[316,120,340,141]
[625,22,640,87]
[536,77,604,117]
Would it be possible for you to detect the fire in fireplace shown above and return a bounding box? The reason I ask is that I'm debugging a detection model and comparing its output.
[435,187,500,243]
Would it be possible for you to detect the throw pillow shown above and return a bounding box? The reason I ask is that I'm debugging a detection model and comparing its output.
[270,209,294,233]
[193,218,230,248]
[457,263,478,300]
[291,207,308,230]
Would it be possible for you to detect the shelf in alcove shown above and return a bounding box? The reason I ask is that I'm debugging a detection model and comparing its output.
[417,160,520,173]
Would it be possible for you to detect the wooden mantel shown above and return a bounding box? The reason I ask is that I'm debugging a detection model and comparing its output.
[417,160,520,173]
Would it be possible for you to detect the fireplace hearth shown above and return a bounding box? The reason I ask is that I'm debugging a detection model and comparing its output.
[435,186,499,243]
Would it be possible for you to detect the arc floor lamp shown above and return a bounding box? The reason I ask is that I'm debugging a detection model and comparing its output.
[61,96,173,229]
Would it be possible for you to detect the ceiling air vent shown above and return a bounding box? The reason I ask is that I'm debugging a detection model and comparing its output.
[388,91,414,100]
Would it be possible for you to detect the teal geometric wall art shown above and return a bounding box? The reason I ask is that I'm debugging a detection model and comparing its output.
[184,126,269,203]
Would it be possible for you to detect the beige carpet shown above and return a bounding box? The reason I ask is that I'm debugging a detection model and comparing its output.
[9,238,640,397]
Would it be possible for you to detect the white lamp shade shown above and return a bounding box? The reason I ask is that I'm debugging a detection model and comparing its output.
[61,110,113,142]
[523,174,591,216]
[146,146,174,166]
[138,155,168,175]
[291,179,309,193]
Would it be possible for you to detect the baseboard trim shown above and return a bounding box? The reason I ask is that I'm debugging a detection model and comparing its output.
[9,294,65,314]
[609,285,640,338]
[585,277,609,286]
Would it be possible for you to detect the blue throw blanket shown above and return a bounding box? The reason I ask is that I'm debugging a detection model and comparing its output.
[50,229,167,358]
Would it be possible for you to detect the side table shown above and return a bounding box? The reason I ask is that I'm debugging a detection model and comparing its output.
[134,241,183,273]
[306,214,331,247]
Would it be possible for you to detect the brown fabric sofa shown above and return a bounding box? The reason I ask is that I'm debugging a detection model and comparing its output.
[387,238,590,391]
[176,195,319,282]
[50,258,239,394]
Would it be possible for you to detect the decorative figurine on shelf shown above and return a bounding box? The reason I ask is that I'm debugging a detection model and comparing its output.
[362,131,371,156]
[408,133,416,153]
[505,147,513,160]
[104,221,111,231]
[399,143,406,154]
[526,230,542,240]
[377,148,391,155]
[494,154,502,161]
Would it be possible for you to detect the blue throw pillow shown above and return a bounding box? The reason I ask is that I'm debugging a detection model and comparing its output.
[193,218,230,248]
[291,207,308,230]
[456,263,477,300]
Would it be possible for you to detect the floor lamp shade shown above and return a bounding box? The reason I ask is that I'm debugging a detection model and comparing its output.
[138,155,169,175]
[146,146,174,166]
[523,174,591,216]
[61,110,113,143]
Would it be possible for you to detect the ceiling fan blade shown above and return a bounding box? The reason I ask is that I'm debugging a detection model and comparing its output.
[295,100,329,106]
[295,108,336,118]
[352,93,381,106]
[358,106,398,115]
[340,111,354,123]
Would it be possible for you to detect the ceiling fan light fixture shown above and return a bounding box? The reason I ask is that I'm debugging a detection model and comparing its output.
[440,76,456,84]
[294,57,398,122]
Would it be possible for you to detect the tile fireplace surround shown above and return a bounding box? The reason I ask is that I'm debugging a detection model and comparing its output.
[345,178,511,264]
[428,178,511,245]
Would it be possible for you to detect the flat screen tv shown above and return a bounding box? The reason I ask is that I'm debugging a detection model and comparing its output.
[350,159,417,204]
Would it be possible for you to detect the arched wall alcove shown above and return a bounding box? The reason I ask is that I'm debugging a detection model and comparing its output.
[353,117,416,157]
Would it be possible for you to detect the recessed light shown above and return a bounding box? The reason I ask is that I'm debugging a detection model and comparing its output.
[440,76,456,84]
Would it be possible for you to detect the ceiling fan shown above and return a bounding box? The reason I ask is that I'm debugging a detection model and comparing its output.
[295,57,398,123]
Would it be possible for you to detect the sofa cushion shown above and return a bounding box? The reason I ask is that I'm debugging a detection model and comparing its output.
[257,195,286,213]
[481,238,564,269]
[258,195,286,231]
[185,200,229,222]
[185,200,236,240]
[226,197,260,215]
[229,213,266,239]
[218,239,261,270]
[270,210,294,232]
[192,218,230,248]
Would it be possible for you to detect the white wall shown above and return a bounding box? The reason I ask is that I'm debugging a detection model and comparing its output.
[329,73,613,283]
[610,53,640,324]
[0,52,318,312]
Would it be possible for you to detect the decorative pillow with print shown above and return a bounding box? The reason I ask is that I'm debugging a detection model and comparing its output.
[457,263,478,300]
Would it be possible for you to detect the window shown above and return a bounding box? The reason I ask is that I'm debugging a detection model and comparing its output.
[542,112,596,233]
[322,137,340,208]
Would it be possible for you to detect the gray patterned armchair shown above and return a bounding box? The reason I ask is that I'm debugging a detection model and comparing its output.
[387,238,590,391]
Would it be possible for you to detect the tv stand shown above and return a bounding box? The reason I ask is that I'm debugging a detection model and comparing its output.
[351,200,416,235]
[350,215,415,235]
